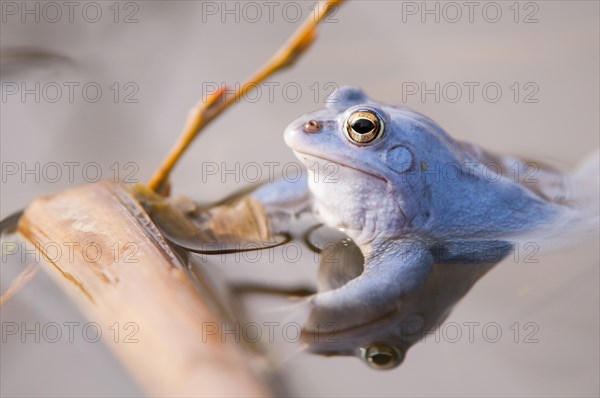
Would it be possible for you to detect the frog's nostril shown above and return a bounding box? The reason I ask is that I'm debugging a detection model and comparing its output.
[304,120,322,134]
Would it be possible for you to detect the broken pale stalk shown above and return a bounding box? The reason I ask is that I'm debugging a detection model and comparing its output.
[147,0,344,192]
[16,182,272,396]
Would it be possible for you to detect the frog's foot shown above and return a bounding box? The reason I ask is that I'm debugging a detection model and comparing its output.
[306,242,433,335]
[250,174,312,234]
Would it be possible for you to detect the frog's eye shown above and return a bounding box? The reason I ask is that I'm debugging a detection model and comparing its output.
[359,344,403,370]
[345,110,384,144]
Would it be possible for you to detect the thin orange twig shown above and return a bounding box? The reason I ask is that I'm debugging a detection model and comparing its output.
[0,263,39,306]
[148,0,344,193]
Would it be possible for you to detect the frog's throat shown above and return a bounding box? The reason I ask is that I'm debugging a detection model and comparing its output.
[292,150,388,184]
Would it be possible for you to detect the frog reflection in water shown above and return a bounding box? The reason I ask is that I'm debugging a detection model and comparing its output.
[250,86,598,369]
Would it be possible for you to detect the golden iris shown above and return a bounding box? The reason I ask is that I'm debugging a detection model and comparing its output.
[345,110,383,144]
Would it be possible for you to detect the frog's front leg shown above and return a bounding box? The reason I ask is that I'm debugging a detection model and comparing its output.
[250,173,312,234]
[309,241,433,332]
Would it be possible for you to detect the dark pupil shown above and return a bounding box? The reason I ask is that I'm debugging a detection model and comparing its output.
[370,353,392,366]
[352,118,375,134]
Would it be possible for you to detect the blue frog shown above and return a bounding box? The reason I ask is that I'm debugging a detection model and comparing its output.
[250,86,599,368]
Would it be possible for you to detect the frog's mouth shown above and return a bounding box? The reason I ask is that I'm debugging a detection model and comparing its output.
[292,151,388,184]
[302,306,398,338]
[301,307,402,357]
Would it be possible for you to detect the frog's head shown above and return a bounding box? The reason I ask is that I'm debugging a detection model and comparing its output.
[284,86,467,243]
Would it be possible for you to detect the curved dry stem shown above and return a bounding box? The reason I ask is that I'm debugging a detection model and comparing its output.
[148,0,344,193]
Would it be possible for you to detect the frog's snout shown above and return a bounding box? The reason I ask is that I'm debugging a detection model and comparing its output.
[303,120,323,134]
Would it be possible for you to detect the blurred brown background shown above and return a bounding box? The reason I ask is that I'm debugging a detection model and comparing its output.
[1,1,598,396]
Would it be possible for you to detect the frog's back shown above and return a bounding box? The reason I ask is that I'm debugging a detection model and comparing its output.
[462,143,599,253]
[390,102,599,251]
